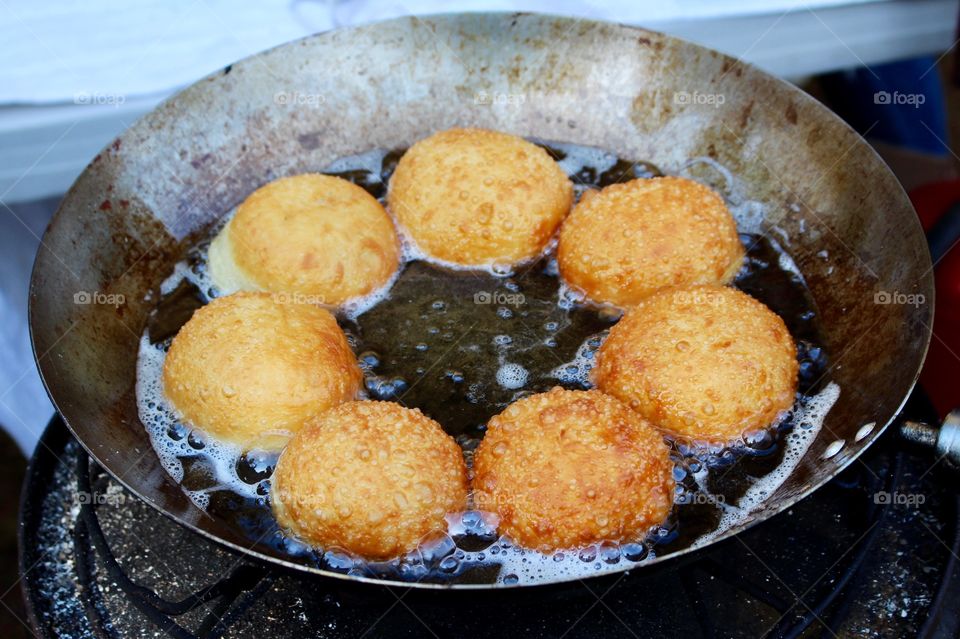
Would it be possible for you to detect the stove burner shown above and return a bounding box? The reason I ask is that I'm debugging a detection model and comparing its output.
[18,391,960,638]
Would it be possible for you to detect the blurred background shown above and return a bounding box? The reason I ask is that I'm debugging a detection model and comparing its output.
[1,0,960,634]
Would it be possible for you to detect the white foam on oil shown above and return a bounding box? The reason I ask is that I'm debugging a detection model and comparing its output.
[543,140,619,177]
[135,338,185,483]
[689,382,841,549]
[680,156,735,192]
[488,330,533,398]
[318,511,659,585]
[339,268,403,320]
[556,280,586,311]
[160,252,217,300]
[768,235,806,284]
[389,220,564,280]
[678,156,767,234]
[455,536,649,585]
[324,148,387,175]
[135,333,267,511]
[495,362,528,390]
[549,331,608,387]
[388,222,519,278]
[159,212,231,302]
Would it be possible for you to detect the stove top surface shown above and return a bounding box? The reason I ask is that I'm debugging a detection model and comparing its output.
[19,392,960,638]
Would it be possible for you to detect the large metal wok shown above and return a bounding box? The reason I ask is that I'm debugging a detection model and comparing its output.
[28,12,936,588]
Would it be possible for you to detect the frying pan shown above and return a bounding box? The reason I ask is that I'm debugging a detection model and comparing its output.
[28,12,936,588]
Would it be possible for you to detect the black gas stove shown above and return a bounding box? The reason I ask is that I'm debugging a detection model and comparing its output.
[18,390,960,638]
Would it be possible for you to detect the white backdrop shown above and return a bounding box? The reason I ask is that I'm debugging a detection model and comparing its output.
[1,0,876,104]
[0,0,956,454]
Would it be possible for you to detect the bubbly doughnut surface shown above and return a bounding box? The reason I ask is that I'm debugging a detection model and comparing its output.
[162,292,362,451]
[210,173,400,306]
[473,388,674,551]
[594,285,798,443]
[271,401,469,560]
[387,128,573,266]
[558,176,743,306]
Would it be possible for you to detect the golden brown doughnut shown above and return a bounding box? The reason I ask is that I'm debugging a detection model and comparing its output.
[594,285,798,443]
[558,176,743,306]
[162,292,362,451]
[209,174,400,306]
[271,401,468,560]
[387,128,573,266]
[473,388,674,551]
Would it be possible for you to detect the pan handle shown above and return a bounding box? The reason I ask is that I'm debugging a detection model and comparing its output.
[902,199,960,465]
[900,410,960,469]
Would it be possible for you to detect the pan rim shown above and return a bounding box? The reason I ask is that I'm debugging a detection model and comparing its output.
[27,10,935,590]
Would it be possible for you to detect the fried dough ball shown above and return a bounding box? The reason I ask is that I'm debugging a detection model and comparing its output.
[209,173,400,306]
[473,388,674,551]
[162,292,362,452]
[387,128,573,266]
[594,285,798,443]
[558,176,743,306]
[271,401,469,560]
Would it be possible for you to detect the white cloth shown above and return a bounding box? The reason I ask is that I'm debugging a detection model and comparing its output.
[0,199,57,454]
[0,0,871,104]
